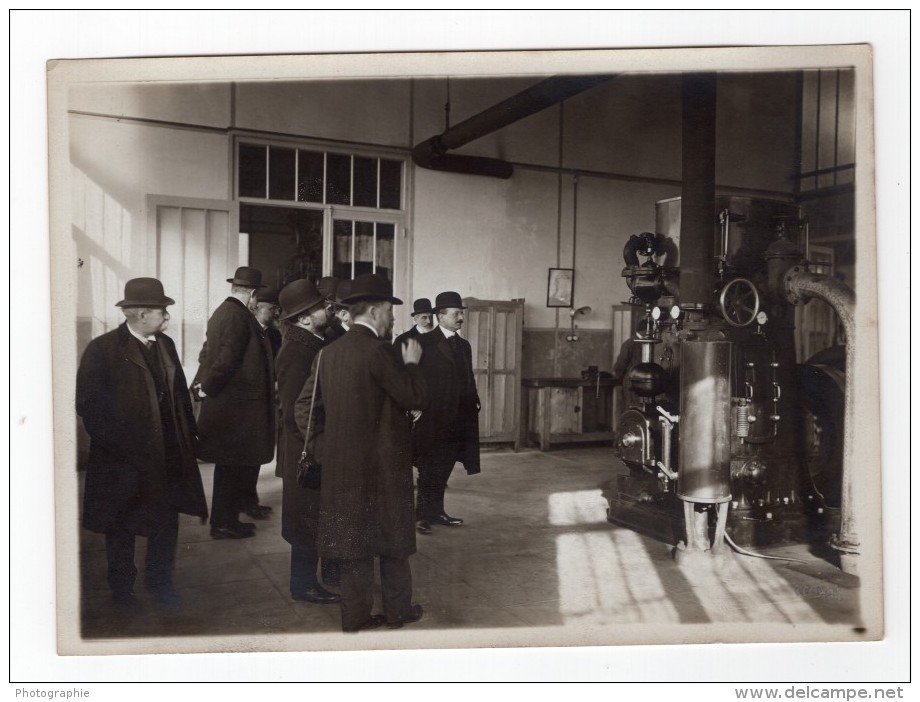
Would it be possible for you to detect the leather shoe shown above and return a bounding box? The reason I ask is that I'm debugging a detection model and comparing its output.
[430,512,463,527]
[387,604,423,629]
[291,586,341,605]
[245,505,272,520]
[342,614,386,633]
[415,519,432,535]
[210,524,256,539]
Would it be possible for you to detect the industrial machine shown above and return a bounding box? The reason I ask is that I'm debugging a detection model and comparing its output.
[609,196,853,559]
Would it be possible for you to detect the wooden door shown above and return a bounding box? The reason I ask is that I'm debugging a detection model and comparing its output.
[149,197,239,380]
[463,298,523,449]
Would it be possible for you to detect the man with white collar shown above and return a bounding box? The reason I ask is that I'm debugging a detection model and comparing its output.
[394,297,435,348]
[412,291,482,535]
[77,278,208,609]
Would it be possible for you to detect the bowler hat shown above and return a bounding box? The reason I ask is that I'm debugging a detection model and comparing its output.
[115,278,175,308]
[279,279,327,321]
[255,287,279,304]
[226,266,266,288]
[317,276,340,300]
[341,273,403,305]
[411,298,434,316]
[433,291,467,312]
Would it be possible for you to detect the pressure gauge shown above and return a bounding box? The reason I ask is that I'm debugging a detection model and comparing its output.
[670,305,681,320]
[756,311,768,326]
[651,306,662,320]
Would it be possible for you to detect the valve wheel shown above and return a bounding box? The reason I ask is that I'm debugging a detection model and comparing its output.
[719,278,761,327]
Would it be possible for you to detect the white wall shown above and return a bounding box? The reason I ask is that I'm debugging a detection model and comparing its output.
[68,73,800,349]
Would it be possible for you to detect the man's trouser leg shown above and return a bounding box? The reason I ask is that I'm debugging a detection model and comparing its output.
[339,558,375,630]
[380,555,413,623]
[290,544,320,596]
[144,511,179,593]
[237,465,261,512]
[212,464,253,526]
[105,526,138,596]
[417,461,455,518]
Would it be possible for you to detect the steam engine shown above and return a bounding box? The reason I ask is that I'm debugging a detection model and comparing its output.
[610,196,847,555]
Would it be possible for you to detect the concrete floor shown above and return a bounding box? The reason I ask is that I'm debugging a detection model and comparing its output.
[74,445,867,654]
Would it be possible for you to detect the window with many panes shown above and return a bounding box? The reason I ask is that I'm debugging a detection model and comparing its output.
[236,139,406,288]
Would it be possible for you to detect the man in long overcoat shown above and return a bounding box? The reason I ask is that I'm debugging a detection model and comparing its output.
[295,273,427,632]
[412,291,482,535]
[275,278,340,605]
[77,278,208,607]
[196,266,276,538]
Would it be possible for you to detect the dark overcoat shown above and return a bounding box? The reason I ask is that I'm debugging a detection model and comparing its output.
[392,325,421,349]
[76,324,209,535]
[412,327,481,474]
[196,297,276,465]
[295,325,427,560]
[276,325,326,550]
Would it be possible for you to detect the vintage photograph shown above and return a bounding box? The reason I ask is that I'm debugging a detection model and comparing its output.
[44,41,885,665]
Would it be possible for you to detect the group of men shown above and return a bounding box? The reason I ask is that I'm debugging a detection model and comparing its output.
[76,266,481,633]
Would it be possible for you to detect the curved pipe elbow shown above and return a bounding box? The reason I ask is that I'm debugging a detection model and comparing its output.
[411,137,514,179]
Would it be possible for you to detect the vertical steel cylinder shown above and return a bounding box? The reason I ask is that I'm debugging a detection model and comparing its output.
[677,340,733,503]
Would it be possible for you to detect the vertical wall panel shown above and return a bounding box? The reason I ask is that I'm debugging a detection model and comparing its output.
[208,210,232,319]
[182,209,209,371]
[157,207,185,360]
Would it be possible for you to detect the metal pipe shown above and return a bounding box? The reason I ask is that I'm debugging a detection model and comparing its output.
[678,73,718,308]
[412,74,615,178]
[783,268,858,569]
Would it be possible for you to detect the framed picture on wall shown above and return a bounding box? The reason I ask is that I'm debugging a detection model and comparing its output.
[547,267,574,307]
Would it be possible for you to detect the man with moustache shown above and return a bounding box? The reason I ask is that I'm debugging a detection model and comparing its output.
[324,279,353,343]
[76,278,208,608]
[253,288,282,357]
[196,266,276,538]
[295,273,427,632]
[412,291,482,535]
[274,278,340,605]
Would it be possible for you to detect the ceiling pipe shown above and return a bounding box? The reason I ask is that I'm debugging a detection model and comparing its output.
[412,74,616,179]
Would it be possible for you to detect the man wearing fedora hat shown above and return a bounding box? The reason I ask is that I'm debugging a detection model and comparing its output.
[196,266,277,539]
[412,291,482,535]
[295,273,427,632]
[76,278,209,608]
[274,278,340,605]
[393,297,435,348]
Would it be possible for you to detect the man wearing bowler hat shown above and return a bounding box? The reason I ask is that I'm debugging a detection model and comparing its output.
[393,298,435,348]
[76,278,209,608]
[274,278,340,605]
[253,287,282,357]
[295,273,427,632]
[412,291,482,535]
[196,266,277,538]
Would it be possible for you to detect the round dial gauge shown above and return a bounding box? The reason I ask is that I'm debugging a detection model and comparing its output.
[651,306,662,320]
[756,311,768,325]
[670,305,681,320]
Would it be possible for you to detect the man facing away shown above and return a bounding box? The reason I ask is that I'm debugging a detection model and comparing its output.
[195,266,277,538]
[76,278,208,608]
[295,273,427,632]
[412,291,482,535]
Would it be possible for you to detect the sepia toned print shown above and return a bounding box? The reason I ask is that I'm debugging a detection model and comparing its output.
[46,45,882,658]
